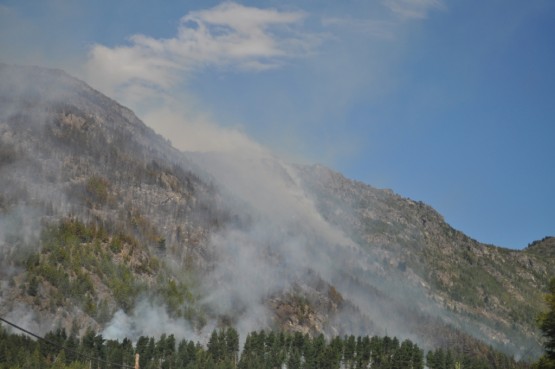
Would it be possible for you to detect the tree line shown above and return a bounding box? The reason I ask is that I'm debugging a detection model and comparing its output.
[0,324,525,369]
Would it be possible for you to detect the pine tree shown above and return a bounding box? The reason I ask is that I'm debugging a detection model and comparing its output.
[24,346,44,369]
[136,336,150,369]
[286,347,302,369]
[225,328,239,366]
[370,336,383,369]
[412,344,424,369]
[207,330,223,363]
[344,335,356,368]
[445,349,455,369]
[51,349,67,369]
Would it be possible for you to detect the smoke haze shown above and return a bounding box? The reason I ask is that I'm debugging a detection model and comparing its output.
[0,1,549,360]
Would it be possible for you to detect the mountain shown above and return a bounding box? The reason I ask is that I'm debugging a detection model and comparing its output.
[0,64,553,361]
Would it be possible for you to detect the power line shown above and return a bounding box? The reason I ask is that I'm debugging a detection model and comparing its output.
[0,316,134,368]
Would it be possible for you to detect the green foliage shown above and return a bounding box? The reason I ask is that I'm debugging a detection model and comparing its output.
[25,220,112,315]
[535,278,555,369]
[428,242,547,332]
[0,323,526,369]
[427,346,523,369]
[22,218,200,324]
[85,176,110,206]
[527,237,555,258]
[27,276,39,297]
[105,263,139,312]
[159,278,194,317]
[24,221,108,309]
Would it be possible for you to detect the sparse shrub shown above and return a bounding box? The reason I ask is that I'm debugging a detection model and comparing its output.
[328,286,343,306]
[85,176,110,206]
[110,237,122,253]
[27,276,38,296]
[158,237,166,251]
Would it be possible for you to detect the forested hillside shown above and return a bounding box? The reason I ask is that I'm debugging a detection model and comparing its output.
[0,64,553,363]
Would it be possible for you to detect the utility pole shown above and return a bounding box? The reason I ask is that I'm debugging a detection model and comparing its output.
[135,353,140,369]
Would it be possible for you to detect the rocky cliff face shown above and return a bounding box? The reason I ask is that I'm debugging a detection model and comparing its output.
[0,64,552,359]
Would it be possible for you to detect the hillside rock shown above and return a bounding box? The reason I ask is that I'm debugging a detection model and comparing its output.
[0,64,553,360]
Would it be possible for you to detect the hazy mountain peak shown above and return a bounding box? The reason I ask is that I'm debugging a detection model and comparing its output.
[0,65,552,361]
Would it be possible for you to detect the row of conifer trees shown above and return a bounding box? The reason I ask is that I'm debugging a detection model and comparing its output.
[0,323,525,369]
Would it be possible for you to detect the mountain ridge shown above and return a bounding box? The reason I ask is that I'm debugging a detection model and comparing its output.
[0,64,553,361]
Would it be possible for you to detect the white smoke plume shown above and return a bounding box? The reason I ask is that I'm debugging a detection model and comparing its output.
[0,1,532,359]
[102,299,203,342]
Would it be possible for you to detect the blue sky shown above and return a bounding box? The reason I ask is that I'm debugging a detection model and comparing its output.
[1,0,554,249]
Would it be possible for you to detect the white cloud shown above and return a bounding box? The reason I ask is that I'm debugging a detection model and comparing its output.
[86,2,316,105]
[384,0,444,19]
[321,16,396,39]
[83,2,323,155]
[82,1,446,157]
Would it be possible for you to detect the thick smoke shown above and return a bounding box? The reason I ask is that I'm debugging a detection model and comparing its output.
[0,206,42,278]
[183,147,432,342]
[0,301,61,336]
[0,64,534,359]
[0,64,76,258]
[99,144,371,341]
[102,299,203,342]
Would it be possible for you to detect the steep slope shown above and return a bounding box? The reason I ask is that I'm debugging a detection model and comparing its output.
[296,164,555,357]
[525,237,555,259]
[0,64,231,254]
[0,64,552,361]
[0,63,228,334]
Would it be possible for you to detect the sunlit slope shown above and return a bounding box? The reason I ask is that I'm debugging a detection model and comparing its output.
[0,64,553,360]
